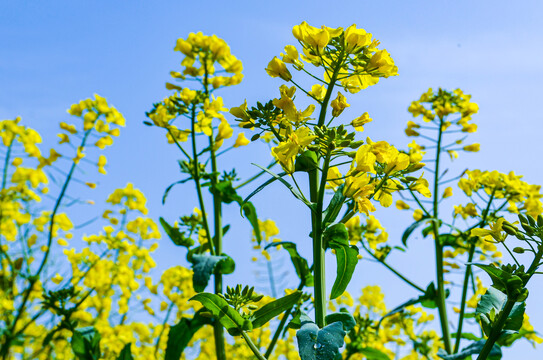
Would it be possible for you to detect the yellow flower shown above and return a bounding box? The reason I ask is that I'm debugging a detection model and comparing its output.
[51,273,63,284]
[396,200,410,210]
[443,187,453,198]
[351,112,372,131]
[330,92,350,117]
[471,218,507,243]
[292,21,334,52]
[344,24,372,52]
[367,50,398,77]
[281,45,304,70]
[265,57,292,81]
[271,127,316,173]
[233,133,250,148]
[463,143,480,152]
[308,84,326,101]
[413,209,424,221]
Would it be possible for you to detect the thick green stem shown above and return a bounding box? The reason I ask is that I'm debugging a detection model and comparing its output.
[432,117,452,354]
[309,166,326,328]
[210,135,226,360]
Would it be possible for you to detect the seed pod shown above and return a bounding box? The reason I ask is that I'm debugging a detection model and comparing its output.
[502,223,518,236]
[513,247,525,254]
[520,222,534,236]
[518,214,528,224]
[527,214,537,227]
[515,232,526,240]
[537,214,543,227]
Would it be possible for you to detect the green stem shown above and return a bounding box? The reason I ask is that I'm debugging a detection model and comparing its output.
[1,142,12,189]
[432,116,452,354]
[309,166,325,328]
[315,147,333,328]
[210,134,226,360]
[241,331,267,360]
[190,106,215,256]
[454,191,495,353]
[317,51,344,127]
[453,239,476,353]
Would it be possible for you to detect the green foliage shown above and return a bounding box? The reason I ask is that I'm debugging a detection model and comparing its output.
[165,311,211,360]
[322,185,347,228]
[71,328,101,360]
[116,344,134,360]
[159,217,195,247]
[189,293,245,336]
[266,241,313,286]
[437,340,502,360]
[296,314,346,360]
[190,254,236,292]
[251,291,302,328]
[324,223,359,299]
[476,287,525,339]
[325,311,356,332]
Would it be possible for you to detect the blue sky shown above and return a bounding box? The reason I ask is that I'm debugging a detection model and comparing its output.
[2,1,543,358]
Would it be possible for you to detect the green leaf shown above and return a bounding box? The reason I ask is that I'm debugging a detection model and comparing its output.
[438,233,458,247]
[116,343,134,360]
[325,311,356,332]
[165,311,210,360]
[71,328,101,360]
[324,223,349,248]
[357,347,391,360]
[251,291,303,328]
[251,164,314,209]
[296,314,346,360]
[191,254,235,292]
[451,332,481,341]
[288,309,302,329]
[240,201,262,245]
[329,244,358,300]
[210,181,242,204]
[324,223,358,300]
[401,217,428,247]
[266,242,313,286]
[240,172,286,207]
[189,293,245,335]
[159,217,194,247]
[472,264,510,292]
[437,340,502,360]
[476,286,525,338]
[322,185,346,227]
[162,178,191,205]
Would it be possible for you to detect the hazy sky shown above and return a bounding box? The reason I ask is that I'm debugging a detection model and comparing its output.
[2,1,543,358]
